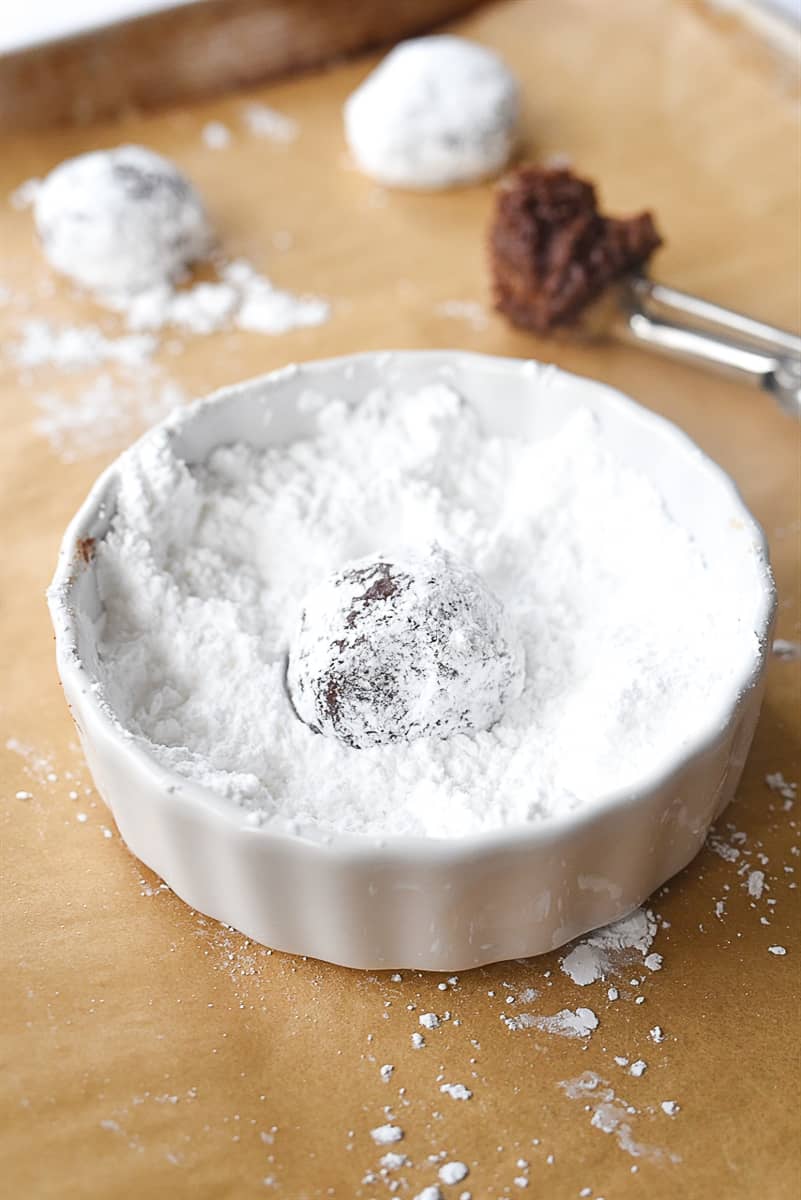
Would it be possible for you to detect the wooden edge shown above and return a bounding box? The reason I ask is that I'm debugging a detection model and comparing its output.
[0,0,486,132]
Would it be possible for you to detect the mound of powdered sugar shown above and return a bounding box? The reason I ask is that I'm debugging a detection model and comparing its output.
[91,383,759,838]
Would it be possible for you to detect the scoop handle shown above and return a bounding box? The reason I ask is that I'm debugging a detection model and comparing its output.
[617,277,801,420]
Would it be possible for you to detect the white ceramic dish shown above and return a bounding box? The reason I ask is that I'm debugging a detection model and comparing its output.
[48,351,775,971]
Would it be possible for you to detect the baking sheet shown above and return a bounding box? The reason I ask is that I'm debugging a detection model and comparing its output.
[1,0,800,1196]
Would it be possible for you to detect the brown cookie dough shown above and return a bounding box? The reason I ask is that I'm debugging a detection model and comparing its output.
[489,166,662,335]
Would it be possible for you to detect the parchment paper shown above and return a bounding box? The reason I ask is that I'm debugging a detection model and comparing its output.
[1,2,799,1196]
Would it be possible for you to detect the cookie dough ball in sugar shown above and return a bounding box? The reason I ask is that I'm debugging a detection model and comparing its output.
[34,144,213,294]
[344,35,520,189]
[288,546,525,749]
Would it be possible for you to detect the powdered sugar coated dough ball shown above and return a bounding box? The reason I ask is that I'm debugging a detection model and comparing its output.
[34,144,212,294]
[343,35,520,189]
[288,547,525,749]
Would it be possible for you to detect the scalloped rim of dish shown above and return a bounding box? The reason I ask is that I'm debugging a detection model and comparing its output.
[48,350,777,858]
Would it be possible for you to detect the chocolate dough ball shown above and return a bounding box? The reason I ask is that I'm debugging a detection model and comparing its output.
[288,546,525,749]
[34,144,213,294]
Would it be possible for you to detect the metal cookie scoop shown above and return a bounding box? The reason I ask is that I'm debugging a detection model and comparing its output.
[490,165,801,420]
[618,276,801,421]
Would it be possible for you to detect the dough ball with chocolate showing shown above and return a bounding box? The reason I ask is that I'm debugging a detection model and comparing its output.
[490,165,662,334]
[34,144,213,295]
[287,546,525,749]
[344,35,520,190]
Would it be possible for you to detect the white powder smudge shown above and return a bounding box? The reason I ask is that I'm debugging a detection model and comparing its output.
[380,1152,407,1169]
[411,1032,425,1049]
[440,1083,472,1101]
[6,737,56,784]
[560,908,657,985]
[559,1072,680,1163]
[747,870,766,899]
[765,772,797,801]
[504,1007,598,1038]
[439,1162,469,1184]
[772,638,801,661]
[707,836,740,863]
[33,371,185,464]
[371,1124,404,1145]
[242,103,299,143]
[119,259,328,336]
[9,177,41,210]
[202,121,232,150]
[436,300,489,331]
[10,319,156,370]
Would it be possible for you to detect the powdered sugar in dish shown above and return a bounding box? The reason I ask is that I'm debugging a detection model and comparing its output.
[88,382,760,839]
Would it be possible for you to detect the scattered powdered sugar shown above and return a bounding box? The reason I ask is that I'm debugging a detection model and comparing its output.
[661,1101,680,1116]
[747,870,766,899]
[439,1083,472,1101]
[242,103,299,143]
[765,772,797,802]
[436,300,490,331]
[504,1007,598,1038]
[439,1162,469,1184]
[6,736,57,785]
[33,370,185,464]
[9,177,41,210]
[768,945,787,956]
[116,259,328,336]
[10,319,156,370]
[414,1188,442,1200]
[202,120,232,150]
[90,385,761,838]
[560,909,657,986]
[772,638,800,661]
[559,1072,680,1163]
[419,1013,441,1030]
[371,1124,404,1145]
[380,1152,407,1169]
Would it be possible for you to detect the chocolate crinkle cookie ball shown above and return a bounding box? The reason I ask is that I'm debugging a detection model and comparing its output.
[344,35,520,190]
[34,144,213,295]
[288,547,525,749]
[490,165,662,334]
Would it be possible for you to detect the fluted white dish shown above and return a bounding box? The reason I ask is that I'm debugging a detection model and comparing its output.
[48,351,775,970]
